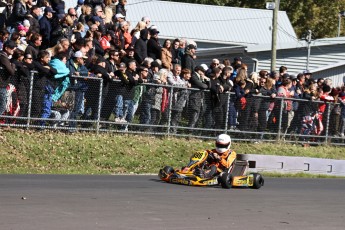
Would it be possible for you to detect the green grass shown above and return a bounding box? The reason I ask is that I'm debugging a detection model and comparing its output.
[1,129,345,175]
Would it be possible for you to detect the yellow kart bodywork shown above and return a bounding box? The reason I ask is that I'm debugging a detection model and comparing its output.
[158,150,264,189]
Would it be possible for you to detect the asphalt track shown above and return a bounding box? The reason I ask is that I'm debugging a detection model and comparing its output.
[0,175,344,230]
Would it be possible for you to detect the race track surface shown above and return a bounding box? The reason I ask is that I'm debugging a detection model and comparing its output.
[0,175,344,230]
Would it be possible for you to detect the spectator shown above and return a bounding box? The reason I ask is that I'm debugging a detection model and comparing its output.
[231,57,242,69]
[170,68,191,133]
[0,40,17,116]
[121,60,143,124]
[134,28,148,65]
[115,21,131,52]
[0,29,10,50]
[84,0,103,8]
[103,5,114,31]
[257,77,276,132]
[188,65,208,128]
[114,13,125,25]
[303,70,313,87]
[7,0,29,30]
[92,30,104,56]
[161,39,172,70]
[141,16,151,28]
[339,90,345,137]
[121,45,136,65]
[177,38,186,62]
[147,28,161,60]
[78,4,92,25]
[131,66,149,122]
[112,62,127,123]
[181,43,196,72]
[130,21,146,46]
[116,0,127,17]
[27,5,41,34]
[39,6,54,49]
[85,56,111,120]
[272,78,294,133]
[205,58,220,77]
[139,60,157,127]
[31,50,57,121]
[214,66,233,130]
[171,39,180,65]
[72,22,85,42]
[67,50,89,117]
[150,68,169,130]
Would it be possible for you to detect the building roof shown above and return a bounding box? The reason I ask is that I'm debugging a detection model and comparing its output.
[126,0,298,50]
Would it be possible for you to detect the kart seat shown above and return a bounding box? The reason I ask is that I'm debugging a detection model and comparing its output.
[230,160,248,176]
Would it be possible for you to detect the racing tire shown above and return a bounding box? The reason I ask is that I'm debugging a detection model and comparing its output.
[220,172,233,189]
[251,173,264,189]
[163,166,174,174]
[158,166,175,179]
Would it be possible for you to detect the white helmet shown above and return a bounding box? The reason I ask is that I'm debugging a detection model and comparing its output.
[215,134,231,153]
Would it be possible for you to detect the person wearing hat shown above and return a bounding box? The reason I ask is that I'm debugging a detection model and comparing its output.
[181,43,197,72]
[84,55,111,120]
[66,50,89,122]
[115,13,126,23]
[187,65,209,128]
[231,57,242,68]
[134,28,149,64]
[0,40,17,116]
[147,28,161,60]
[39,7,55,49]
[26,5,41,34]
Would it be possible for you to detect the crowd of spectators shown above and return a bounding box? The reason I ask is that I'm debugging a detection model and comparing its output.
[0,0,344,137]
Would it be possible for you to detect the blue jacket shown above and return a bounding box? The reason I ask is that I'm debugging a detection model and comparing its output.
[49,58,70,102]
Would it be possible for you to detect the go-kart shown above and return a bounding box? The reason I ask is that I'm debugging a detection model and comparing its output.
[158,150,264,189]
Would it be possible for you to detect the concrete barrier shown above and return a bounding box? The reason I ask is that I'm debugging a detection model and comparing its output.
[238,154,345,176]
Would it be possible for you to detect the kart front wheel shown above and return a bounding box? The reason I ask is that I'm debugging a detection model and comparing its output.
[158,166,175,179]
[220,172,232,189]
[251,173,264,189]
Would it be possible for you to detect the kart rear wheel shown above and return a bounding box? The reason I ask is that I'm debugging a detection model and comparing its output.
[220,172,232,189]
[251,173,264,189]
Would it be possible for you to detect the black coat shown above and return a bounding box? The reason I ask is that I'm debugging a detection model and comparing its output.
[147,37,161,60]
[27,12,40,34]
[134,38,147,64]
[39,16,52,49]
[181,53,195,72]
[188,72,208,110]
[6,1,28,27]
[116,3,126,16]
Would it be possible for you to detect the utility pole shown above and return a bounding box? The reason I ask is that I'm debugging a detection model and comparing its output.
[306,30,312,70]
[270,0,280,72]
[338,11,345,37]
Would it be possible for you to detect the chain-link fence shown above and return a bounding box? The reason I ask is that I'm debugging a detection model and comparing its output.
[1,69,344,146]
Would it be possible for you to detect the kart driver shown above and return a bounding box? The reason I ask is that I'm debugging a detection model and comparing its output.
[194,134,237,178]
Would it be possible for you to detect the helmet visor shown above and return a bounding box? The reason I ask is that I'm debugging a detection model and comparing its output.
[216,143,229,149]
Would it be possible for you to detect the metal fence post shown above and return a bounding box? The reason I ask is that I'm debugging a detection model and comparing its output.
[277,97,284,140]
[224,92,231,133]
[96,78,103,134]
[167,86,174,136]
[324,102,331,143]
[26,71,35,128]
